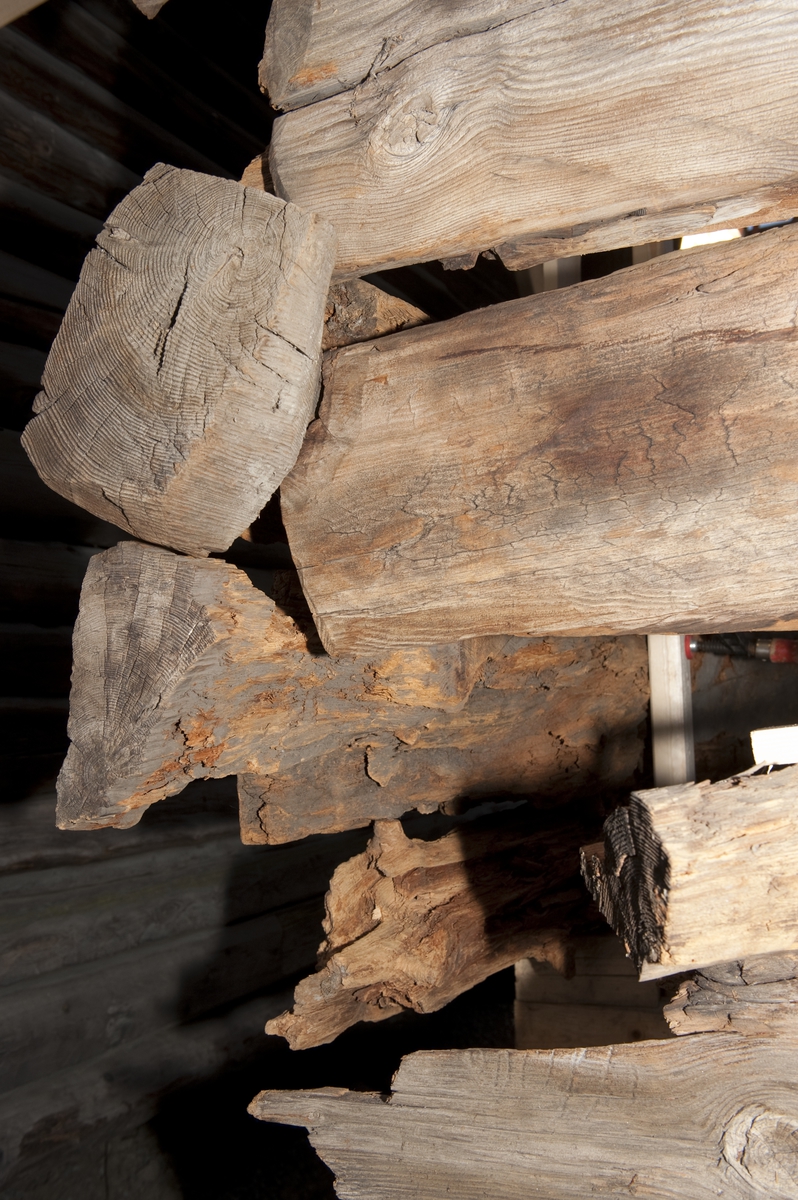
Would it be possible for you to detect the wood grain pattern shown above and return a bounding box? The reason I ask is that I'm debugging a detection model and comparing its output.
[267,806,596,1048]
[265,0,798,276]
[581,765,798,980]
[282,227,798,653]
[665,954,798,1038]
[250,1036,798,1199]
[322,279,427,350]
[22,164,336,557]
[57,541,647,834]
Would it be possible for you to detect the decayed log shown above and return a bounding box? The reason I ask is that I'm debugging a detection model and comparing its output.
[580,766,798,980]
[282,226,798,654]
[266,806,595,1049]
[250,1036,798,1200]
[21,163,336,557]
[665,954,798,1038]
[263,0,798,275]
[57,540,647,833]
[321,280,427,351]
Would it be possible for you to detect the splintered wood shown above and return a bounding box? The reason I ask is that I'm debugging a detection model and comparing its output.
[581,766,798,979]
[56,541,648,833]
[282,227,798,654]
[665,954,798,1038]
[22,164,336,556]
[250,1038,798,1199]
[262,0,798,275]
[267,806,595,1049]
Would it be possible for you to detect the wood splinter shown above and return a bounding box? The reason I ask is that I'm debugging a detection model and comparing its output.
[581,766,798,979]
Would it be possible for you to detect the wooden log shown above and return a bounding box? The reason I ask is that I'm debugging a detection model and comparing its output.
[22,164,337,557]
[250,1035,798,1200]
[322,279,428,351]
[282,226,798,654]
[664,954,798,1038]
[580,765,798,980]
[266,806,596,1049]
[57,540,648,834]
[263,0,798,276]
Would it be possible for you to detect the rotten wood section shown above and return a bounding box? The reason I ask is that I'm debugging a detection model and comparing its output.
[581,765,798,980]
[665,953,798,1038]
[21,163,336,557]
[266,805,596,1049]
[282,226,798,654]
[250,1036,798,1199]
[56,540,647,833]
[263,0,798,275]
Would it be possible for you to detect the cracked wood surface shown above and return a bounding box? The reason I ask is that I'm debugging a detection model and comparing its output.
[665,954,798,1038]
[581,765,798,981]
[282,226,798,653]
[250,1036,798,1199]
[264,0,798,276]
[21,163,336,557]
[266,805,596,1048]
[56,540,647,833]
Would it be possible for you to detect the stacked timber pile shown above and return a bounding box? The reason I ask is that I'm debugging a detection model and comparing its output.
[13,0,798,1196]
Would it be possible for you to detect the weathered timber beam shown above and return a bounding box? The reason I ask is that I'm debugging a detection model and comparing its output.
[263,0,798,276]
[250,1036,798,1200]
[22,164,336,557]
[57,540,647,833]
[580,765,798,979]
[266,805,597,1049]
[282,226,798,653]
[665,953,798,1037]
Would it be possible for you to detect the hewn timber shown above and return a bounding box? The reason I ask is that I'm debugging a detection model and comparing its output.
[267,806,596,1049]
[22,164,336,557]
[665,954,798,1037]
[581,765,798,980]
[56,540,647,833]
[282,227,798,654]
[250,1036,798,1200]
[263,0,798,276]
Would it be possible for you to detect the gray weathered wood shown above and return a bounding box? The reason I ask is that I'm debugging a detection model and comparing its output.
[22,163,336,557]
[264,0,798,276]
[665,954,798,1037]
[57,539,647,835]
[581,765,798,980]
[282,227,798,653]
[267,805,595,1049]
[250,1035,798,1200]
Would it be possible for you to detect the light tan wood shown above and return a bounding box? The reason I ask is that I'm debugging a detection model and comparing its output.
[665,954,798,1037]
[0,0,47,29]
[250,1036,798,1199]
[58,541,647,834]
[264,0,798,276]
[267,806,596,1049]
[648,633,695,786]
[282,227,798,654]
[581,765,798,980]
[21,164,336,557]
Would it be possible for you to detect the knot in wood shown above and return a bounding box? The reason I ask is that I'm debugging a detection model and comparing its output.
[722,1105,798,1197]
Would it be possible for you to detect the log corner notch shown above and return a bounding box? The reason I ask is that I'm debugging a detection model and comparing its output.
[21,163,337,558]
[581,766,798,980]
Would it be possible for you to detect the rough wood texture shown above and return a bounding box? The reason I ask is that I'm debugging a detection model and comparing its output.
[581,765,798,980]
[282,227,798,653]
[21,163,336,557]
[322,279,427,351]
[250,1036,798,1199]
[267,806,596,1048]
[58,540,648,834]
[665,954,798,1037]
[264,0,798,276]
